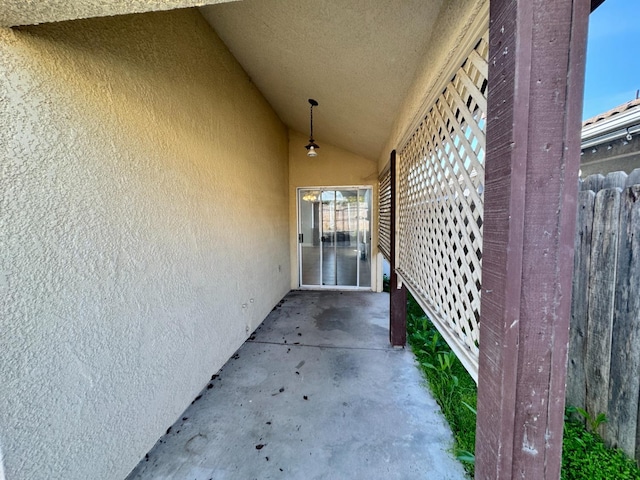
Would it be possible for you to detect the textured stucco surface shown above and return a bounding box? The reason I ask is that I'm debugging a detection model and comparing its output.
[0,9,289,480]
[0,0,238,27]
[288,130,378,290]
[201,0,444,162]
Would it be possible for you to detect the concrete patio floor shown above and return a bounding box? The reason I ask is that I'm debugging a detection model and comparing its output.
[126,290,467,480]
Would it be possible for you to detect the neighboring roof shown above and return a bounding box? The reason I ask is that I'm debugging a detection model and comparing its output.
[583,98,640,127]
[581,98,640,149]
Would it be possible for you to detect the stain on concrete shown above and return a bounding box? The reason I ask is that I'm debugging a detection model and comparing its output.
[331,352,359,381]
[314,307,356,332]
[235,366,268,388]
[185,434,207,454]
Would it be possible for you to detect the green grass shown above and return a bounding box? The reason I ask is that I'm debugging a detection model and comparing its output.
[406,294,477,476]
[404,292,640,479]
[562,421,640,480]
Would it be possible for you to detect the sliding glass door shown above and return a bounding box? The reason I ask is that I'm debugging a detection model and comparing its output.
[298,187,371,288]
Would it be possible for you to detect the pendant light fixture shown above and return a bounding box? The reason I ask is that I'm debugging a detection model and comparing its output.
[305,99,319,157]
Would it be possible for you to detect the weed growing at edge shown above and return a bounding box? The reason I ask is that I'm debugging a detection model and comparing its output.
[562,420,640,480]
[405,293,640,479]
[406,294,477,477]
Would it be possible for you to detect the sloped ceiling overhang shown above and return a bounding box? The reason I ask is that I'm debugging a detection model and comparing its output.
[201,0,443,160]
[2,0,444,161]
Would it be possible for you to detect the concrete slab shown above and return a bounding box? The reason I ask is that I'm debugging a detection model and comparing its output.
[126,290,467,480]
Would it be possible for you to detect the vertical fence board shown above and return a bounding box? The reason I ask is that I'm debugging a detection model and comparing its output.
[567,190,595,416]
[585,188,621,437]
[603,171,628,190]
[583,173,605,193]
[625,168,640,188]
[608,185,640,458]
[569,173,640,461]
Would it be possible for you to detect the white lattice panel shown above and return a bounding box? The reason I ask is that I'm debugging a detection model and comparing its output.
[378,169,392,261]
[397,33,488,380]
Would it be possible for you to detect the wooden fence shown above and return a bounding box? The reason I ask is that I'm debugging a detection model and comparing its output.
[567,168,640,461]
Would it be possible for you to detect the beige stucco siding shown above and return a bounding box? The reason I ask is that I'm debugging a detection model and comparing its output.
[0,0,237,28]
[288,129,379,290]
[0,9,289,480]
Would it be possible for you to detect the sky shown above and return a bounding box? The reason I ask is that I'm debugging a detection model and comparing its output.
[583,0,640,119]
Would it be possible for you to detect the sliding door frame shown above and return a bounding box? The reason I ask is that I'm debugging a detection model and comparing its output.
[297,185,373,290]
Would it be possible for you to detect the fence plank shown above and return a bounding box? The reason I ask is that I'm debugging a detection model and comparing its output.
[607,185,640,458]
[603,171,628,190]
[585,188,621,437]
[567,190,596,417]
[626,168,640,188]
[583,173,605,192]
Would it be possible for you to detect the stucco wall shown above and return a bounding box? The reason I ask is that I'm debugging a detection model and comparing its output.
[288,130,378,290]
[0,0,237,28]
[0,9,290,480]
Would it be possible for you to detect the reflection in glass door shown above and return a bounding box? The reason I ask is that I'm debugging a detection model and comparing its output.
[321,190,337,285]
[298,187,371,288]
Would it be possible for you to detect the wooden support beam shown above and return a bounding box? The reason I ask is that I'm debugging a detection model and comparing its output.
[475,0,589,478]
[389,150,407,346]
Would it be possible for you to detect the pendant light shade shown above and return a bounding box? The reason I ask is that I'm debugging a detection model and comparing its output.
[307,145,318,157]
[305,99,319,157]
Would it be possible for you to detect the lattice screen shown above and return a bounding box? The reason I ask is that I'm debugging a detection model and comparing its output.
[397,32,488,381]
[378,168,391,261]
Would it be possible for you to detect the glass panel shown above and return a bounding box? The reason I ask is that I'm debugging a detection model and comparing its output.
[334,189,359,286]
[321,191,337,285]
[299,187,372,289]
[358,189,372,287]
[299,189,321,285]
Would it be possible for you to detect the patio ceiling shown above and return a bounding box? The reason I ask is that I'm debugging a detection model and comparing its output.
[1,0,444,161]
[201,0,444,161]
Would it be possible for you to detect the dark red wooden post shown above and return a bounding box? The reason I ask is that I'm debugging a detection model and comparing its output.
[475,0,589,478]
[389,150,407,346]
